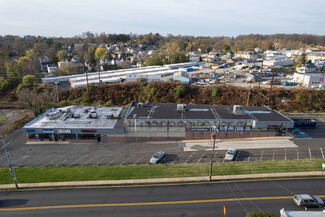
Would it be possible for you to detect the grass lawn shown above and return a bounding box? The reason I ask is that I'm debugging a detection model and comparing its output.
[0,115,8,124]
[0,159,324,184]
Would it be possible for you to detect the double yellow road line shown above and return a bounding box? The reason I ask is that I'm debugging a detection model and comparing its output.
[1,195,325,211]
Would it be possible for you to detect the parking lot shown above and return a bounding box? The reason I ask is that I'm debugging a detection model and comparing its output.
[1,145,325,168]
[0,117,323,168]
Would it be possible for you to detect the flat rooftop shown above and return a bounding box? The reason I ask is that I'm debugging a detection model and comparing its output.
[125,102,292,122]
[25,105,123,130]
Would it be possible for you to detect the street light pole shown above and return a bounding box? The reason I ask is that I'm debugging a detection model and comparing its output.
[209,130,217,181]
[1,138,18,189]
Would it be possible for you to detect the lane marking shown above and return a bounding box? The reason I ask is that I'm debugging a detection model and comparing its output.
[184,152,194,164]
[321,148,324,159]
[308,148,312,159]
[3,195,325,212]
[197,152,205,164]
[172,153,182,165]
[260,150,264,161]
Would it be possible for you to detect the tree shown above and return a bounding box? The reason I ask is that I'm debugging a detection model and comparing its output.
[95,47,106,61]
[17,56,32,75]
[16,75,38,93]
[18,89,56,115]
[145,53,165,66]
[33,42,46,55]
[223,44,231,55]
[57,50,68,62]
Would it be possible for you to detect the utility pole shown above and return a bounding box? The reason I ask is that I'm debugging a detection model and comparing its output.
[258,61,263,90]
[54,81,60,103]
[209,129,217,181]
[98,62,101,84]
[1,137,18,189]
[84,63,89,92]
[246,85,251,106]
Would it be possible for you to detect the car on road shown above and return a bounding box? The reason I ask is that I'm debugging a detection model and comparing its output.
[293,194,324,209]
[150,151,164,164]
[225,148,236,161]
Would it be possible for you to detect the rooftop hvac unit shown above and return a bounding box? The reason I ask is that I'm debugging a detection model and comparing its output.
[177,104,186,111]
[89,113,98,118]
[72,113,80,118]
[233,105,244,115]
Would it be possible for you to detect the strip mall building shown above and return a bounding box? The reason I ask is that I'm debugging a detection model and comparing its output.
[23,102,294,143]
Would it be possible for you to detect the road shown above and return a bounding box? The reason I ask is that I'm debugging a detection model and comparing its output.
[1,178,325,216]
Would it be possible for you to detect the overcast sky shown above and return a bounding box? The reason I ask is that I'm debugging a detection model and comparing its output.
[0,0,324,37]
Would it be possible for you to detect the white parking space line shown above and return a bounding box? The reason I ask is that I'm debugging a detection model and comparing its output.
[272,149,275,161]
[69,154,88,166]
[235,151,241,162]
[260,150,264,161]
[297,148,299,160]
[82,156,100,166]
[247,153,251,162]
[120,157,130,165]
[95,156,108,165]
[285,149,287,161]
[184,152,194,164]
[172,153,183,164]
[133,155,145,165]
[108,155,123,165]
[12,155,29,164]
[197,152,206,164]
[320,148,324,159]
[308,148,312,159]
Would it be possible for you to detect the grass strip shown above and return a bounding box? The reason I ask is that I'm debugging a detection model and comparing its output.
[0,159,324,184]
[0,115,8,124]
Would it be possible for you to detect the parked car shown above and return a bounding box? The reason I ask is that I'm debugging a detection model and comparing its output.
[209,80,216,85]
[150,151,164,164]
[293,194,324,209]
[225,148,236,161]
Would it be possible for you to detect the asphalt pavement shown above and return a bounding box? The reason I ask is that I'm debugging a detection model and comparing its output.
[0,117,324,168]
[1,178,325,217]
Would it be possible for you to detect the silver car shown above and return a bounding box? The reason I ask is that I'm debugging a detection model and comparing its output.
[225,148,236,161]
[293,194,324,209]
[150,151,164,164]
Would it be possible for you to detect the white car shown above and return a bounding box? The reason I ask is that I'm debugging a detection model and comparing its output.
[150,151,164,164]
[209,80,216,85]
[225,148,236,161]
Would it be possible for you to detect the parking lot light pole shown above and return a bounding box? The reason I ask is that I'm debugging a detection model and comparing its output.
[209,131,217,181]
[1,138,18,189]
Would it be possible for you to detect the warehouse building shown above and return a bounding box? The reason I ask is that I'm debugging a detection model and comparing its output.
[23,105,126,142]
[123,102,294,141]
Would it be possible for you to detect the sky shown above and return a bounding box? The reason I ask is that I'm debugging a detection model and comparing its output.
[0,0,324,37]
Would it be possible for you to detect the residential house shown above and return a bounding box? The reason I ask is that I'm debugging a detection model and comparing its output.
[234,51,258,61]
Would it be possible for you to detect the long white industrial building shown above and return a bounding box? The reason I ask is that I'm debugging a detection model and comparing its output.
[42,62,199,88]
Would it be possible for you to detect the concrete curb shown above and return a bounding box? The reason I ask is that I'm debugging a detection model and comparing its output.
[0,171,323,189]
